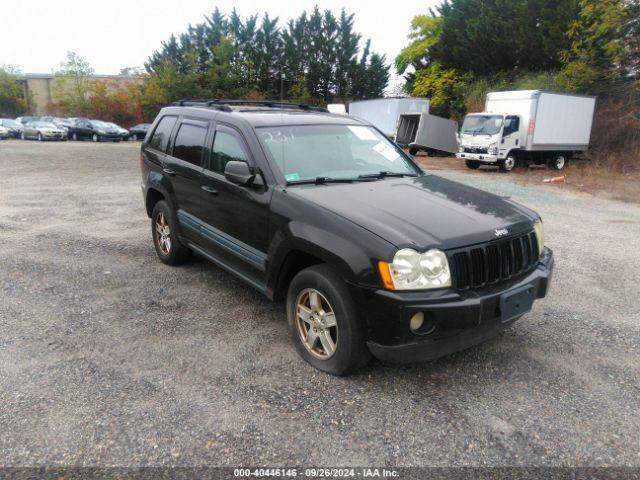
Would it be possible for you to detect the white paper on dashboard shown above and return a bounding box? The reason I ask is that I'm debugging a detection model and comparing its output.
[373,141,401,162]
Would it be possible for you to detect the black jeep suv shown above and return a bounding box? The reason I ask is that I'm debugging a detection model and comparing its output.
[140,100,554,376]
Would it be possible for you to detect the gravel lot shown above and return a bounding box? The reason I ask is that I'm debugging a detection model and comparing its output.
[1,140,639,467]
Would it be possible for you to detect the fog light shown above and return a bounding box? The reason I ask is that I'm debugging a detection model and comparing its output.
[409,312,424,332]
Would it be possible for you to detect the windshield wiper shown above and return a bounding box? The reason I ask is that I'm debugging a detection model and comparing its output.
[287,176,356,186]
[358,171,417,180]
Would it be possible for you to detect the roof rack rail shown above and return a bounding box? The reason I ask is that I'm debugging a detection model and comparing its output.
[171,99,329,113]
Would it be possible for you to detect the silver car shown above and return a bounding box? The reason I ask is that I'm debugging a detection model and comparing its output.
[22,121,67,141]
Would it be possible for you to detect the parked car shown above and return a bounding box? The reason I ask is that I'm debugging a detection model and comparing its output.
[40,116,74,137]
[0,125,9,139]
[68,119,121,142]
[129,123,151,141]
[0,119,24,138]
[140,100,554,376]
[22,121,67,141]
[106,122,130,141]
[16,116,40,125]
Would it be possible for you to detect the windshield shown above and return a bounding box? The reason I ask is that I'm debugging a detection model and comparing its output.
[34,122,57,128]
[460,115,504,136]
[257,124,420,183]
[1,119,21,128]
[91,120,108,127]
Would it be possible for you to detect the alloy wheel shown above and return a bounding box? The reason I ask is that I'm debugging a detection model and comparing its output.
[155,212,171,255]
[295,288,338,359]
[555,155,566,170]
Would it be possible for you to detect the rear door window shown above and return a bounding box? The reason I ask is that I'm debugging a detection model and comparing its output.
[172,122,208,166]
[149,116,178,152]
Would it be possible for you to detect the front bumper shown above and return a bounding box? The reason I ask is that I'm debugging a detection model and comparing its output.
[456,152,499,163]
[361,247,554,363]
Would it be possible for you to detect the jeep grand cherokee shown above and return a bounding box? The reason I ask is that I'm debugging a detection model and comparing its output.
[140,100,554,376]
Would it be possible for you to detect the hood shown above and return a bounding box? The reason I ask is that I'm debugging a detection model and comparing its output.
[289,175,537,250]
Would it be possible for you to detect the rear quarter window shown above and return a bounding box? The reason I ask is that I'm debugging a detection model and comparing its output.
[149,116,178,152]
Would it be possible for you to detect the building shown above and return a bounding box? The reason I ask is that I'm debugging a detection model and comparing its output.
[18,73,144,115]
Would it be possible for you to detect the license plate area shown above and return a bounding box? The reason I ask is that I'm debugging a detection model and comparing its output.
[500,284,535,323]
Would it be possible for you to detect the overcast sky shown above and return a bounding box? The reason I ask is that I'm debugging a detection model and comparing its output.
[2,0,441,89]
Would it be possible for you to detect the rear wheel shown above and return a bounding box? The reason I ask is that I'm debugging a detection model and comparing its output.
[21,132,25,140]
[151,201,192,265]
[465,160,480,169]
[37,133,42,141]
[409,147,419,156]
[549,154,567,170]
[72,132,78,141]
[499,155,516,172]
[287,264,370,376]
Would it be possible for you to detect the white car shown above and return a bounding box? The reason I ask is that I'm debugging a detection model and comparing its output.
[0,125,10,139]
[22,121,67,141]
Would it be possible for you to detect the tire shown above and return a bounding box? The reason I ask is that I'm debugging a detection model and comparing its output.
[549,154,567,171]
[499,155,516,172]
[286,264,370,376]
[21,132,25,140]
[131,133,138,141]
[465,160,480,169]
[409,147,418,156]
[72,132,78,141]
[37,133,42,142]
[151,200,192,265]
[92,134,99,142]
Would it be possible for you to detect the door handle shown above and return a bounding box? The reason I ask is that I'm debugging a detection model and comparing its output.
[163,168,176,176]
[201,185,219,196]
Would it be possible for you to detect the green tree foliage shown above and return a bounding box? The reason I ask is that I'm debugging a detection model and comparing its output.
[397,0,638,119]
[0,65,28,116]
[51,51,96,115]
[145,7,389,103]
[558,0,640,93]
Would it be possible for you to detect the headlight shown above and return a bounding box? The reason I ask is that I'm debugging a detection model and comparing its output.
[488,143,499,155]
[378,248,451,290]
[97,129,106,134]
[533,219,544,255]
[459,146,465,153]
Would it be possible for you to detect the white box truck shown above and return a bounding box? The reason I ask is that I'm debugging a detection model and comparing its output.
[348,97,430,138]
[395,112,459,155]
[456,90,596,171]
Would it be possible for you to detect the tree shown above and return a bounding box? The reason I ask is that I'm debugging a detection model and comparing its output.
[0,65,28,116]
[51,51,95,115]
[144,7,389,104]
[559,0,640,93]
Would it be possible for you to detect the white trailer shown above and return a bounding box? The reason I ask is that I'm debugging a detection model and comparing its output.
[395,112,459,155]
[456,90,596,171]
[348,97,430,138]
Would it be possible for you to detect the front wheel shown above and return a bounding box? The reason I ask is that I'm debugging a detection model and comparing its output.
[131,133,138,141]
[287,264,370,376]
[151,201,192,265]
[499,155,516,172]
[37,133,43,141]
[21,132,25,140]
[92,134,99,142]
[409,147,419,156]
[465,160,480,169]
[549,154,567,170]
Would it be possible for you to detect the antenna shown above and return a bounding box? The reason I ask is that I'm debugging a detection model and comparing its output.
[281,70,286,185]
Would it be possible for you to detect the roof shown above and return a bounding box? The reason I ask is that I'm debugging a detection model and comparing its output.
[161,103,369,128]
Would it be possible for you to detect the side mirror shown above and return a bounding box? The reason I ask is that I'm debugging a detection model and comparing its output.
[224,161,263,187]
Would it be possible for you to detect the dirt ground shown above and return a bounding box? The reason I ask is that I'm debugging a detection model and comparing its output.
[1,140,639,468]
[416,154,639,204]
